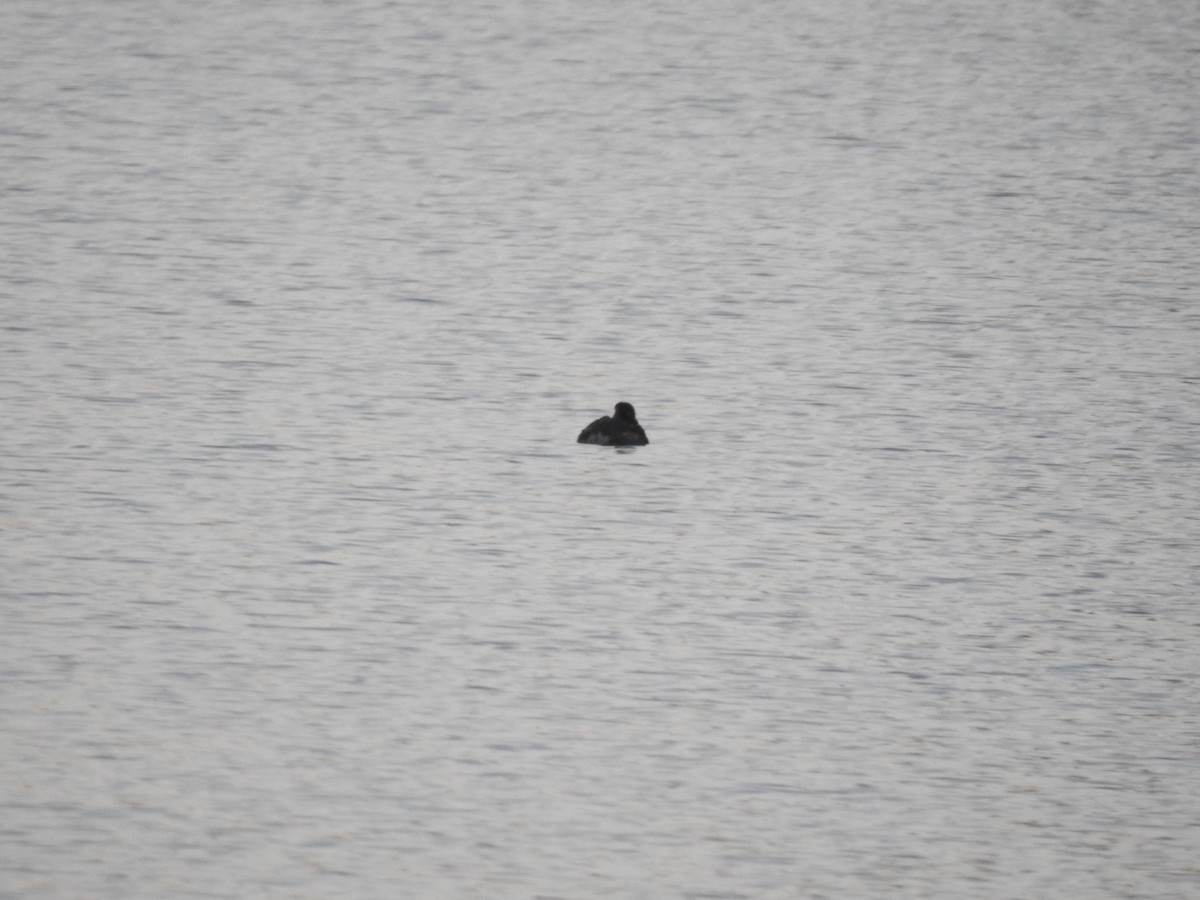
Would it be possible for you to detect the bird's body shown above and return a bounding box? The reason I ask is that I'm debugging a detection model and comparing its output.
[577,402,649,446]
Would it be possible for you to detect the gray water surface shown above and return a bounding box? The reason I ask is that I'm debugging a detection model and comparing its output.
[3,0,1199,897]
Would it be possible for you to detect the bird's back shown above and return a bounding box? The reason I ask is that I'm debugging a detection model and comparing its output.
[577,414,649,446]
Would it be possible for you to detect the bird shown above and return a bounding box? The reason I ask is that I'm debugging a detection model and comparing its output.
[577,402,649,446]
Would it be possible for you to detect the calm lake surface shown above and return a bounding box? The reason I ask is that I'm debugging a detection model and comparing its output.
[2,0,1198,897]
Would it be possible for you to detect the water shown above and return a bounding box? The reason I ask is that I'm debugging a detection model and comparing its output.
[2,0,1198,897]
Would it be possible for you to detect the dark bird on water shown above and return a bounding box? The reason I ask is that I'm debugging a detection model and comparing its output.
[577,402,649,446]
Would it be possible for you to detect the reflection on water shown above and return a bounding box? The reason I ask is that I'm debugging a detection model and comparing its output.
[3,0,1198,897]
